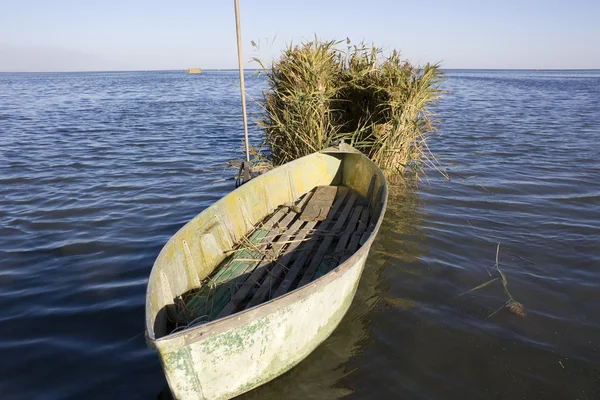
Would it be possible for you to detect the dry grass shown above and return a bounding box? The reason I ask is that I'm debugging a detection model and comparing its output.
[255,38,444,177]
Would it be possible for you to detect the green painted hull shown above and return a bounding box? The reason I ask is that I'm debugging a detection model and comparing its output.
[146,145,388,400]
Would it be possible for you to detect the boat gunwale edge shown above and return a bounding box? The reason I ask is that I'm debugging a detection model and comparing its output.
[145,148,388,349]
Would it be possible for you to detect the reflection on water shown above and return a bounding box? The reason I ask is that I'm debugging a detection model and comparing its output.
[237,179,423,399]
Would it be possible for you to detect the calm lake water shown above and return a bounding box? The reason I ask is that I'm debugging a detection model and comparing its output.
[1,70,599,399]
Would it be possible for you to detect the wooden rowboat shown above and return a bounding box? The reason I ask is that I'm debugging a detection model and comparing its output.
[145,143,388,399]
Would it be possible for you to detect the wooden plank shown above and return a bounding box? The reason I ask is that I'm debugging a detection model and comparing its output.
[299,185,337,221]
[209,205,300,318]
[266,219,318,297]
[201,244,276,321]
[359,183,384,247]
[372,184,385,221]
[333,206,363,255]
[271,187,350,299]
[314,206,363,279]
[270,217,306,257]
[183,236,274,319]
[182,207,287,316]
[243,217,306,309]
[214,193,313,319]
[366,174,376,203]
[359,229,371,247]
[312,255,337,281]
[182,192,313,323]
[344,207,370,258]
[296,192,358,288]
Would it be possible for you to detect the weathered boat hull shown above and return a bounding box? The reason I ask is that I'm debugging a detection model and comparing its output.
[146,145,388,400]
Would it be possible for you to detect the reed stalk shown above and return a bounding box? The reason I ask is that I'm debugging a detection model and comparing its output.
[255,38,444,176]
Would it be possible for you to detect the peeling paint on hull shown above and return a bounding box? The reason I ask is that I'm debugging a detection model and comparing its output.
[146,145,388,400]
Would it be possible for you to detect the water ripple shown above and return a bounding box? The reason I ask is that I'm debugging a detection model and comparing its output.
[2,70,600,399]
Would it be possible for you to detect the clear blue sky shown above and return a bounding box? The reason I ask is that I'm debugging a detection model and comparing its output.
[1,0,598,71]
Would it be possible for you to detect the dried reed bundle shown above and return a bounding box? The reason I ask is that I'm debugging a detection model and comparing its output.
[256,38,443,177]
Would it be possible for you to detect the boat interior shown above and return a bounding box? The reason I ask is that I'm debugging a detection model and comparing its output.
[168,184,382,335]
[147,150,386,340]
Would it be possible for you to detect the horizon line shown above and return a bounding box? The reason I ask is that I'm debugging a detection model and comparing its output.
[1,68,599,74]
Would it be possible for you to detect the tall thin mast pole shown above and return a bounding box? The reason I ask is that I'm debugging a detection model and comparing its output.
[234,0,250,164]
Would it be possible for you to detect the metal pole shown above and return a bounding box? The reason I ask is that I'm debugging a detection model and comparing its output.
[234,0,250,164]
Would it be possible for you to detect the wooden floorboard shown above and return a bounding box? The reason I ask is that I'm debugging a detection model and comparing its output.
[181,184,378,325]
[271,187,350,299]
[214,191,313,319]
[181,207,287,320]
[299,185,337,221]
[344,207,370,259]
[182,192,311,322]
[333,206,364,255]
[314,205,363,279]
[359,183,384,247]
[366,174,376,203]
[243,217,306,309]
[296,192,358,288]
[205,208,286,286]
